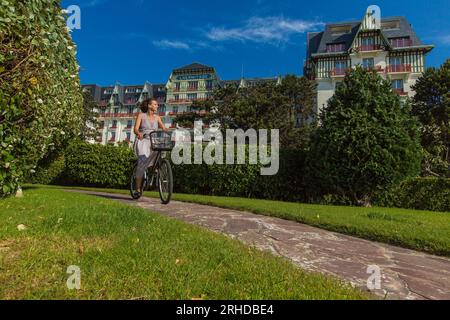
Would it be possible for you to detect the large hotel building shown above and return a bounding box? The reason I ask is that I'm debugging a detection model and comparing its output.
[84,8,433,145]
[304,8,433,115]
[83,63,281,145]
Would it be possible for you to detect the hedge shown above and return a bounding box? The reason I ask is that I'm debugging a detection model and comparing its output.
[172,146,309,201]
[0,1,83,196]
[376,178,450,212]
[63,140,135,188]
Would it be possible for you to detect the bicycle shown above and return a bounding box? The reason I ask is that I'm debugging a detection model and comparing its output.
[129,131,174,204]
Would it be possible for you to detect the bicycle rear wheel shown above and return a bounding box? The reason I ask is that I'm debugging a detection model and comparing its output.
[129,162,148,200]
[157,158,173,204]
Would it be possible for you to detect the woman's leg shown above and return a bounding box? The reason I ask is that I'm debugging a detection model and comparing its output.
[135,155,149,193]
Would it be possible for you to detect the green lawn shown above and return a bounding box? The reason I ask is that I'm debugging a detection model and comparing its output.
[47,185,450,257]
[0,187,367,300]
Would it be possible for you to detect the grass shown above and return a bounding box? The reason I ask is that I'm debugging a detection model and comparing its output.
[0,187,367,300]
[46,185,450,257]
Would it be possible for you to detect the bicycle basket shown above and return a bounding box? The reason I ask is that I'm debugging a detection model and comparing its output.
[149,131,175,151]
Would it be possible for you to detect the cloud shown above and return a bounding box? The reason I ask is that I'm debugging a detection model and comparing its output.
[152,39,191,50]
[206,16,323,44]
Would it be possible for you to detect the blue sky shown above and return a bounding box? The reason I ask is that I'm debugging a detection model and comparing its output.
[62,0,450,86]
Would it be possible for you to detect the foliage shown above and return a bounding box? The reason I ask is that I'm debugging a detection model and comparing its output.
[173,144,309,201]
[175,75,316,148]
[306,67,423,206]
[376,177,450,212]
[0,0,83,196]
[412,59,450,177]
[27,154,65,185]
[80,90,101,141]
[63,140,135,188]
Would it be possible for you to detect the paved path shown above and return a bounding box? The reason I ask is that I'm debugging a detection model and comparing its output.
[66,190,450,300]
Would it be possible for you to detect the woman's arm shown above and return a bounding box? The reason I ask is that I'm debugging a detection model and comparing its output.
[134,113,143,140]
[157,116,169,132]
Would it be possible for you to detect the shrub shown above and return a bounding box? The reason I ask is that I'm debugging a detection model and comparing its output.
[0,1,83,196]
[27,155,65,185]
[376,178,450,212]
[63,140,135,188]
[173,145,309,200]
[307,67,422,206]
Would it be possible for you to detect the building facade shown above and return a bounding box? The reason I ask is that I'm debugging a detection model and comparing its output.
[304,8,434,115]
[83,62,280,145]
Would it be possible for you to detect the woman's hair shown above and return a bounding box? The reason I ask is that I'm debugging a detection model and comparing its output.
[139,98,158,113]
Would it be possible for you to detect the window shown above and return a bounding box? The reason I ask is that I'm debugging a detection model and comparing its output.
[392,79,404,91]
[335,61,347,70]
[187,93,197,101]
[361,37,374,46]
[126,132,131,141]
[112,120,117,128]
[188,81,198,91]
[104,89,113,94]
[362,58,374,70]
[111,132,116,141]
[175,83,181,91]
[390,56,403,66]
[114,108,119,115]
[173,106,178,114]
[390,37,411,48]
[127,120,133,128]
[327,43,346,53]
[128,106,133,114]
[206,80,213,89]
[174,94,179,101]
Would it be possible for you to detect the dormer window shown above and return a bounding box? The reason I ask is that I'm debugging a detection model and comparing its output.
[327,43,346,53]
[390,37,412,48]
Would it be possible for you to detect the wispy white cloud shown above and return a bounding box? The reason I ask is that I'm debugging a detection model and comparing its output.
[206,16,323,44]
[152,39,191,50]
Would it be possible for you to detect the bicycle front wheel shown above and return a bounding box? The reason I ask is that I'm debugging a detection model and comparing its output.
[157,158,173,205]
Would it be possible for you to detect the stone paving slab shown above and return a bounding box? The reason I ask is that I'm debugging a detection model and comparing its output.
[65,190,450,300]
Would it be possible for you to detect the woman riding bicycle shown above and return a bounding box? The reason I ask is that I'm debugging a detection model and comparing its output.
[132,98,168,198]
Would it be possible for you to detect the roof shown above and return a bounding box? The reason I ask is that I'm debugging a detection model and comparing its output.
[307,16,429,58]
[173,62,215,74]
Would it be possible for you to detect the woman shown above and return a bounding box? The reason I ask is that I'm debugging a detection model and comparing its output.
[133,98,168,197]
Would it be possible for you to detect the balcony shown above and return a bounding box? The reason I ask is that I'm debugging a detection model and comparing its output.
[363,65,385,73]
[329,68,348,77]
[187,87,199,92]
[98,113,138,118]
[358,44,382,52]
[386,64,412,74]
[159,112,166,116]
[393,89,408,96]
[169,112,178,116]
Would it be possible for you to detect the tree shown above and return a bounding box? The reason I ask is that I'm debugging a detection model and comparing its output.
[0,1,83,196]
[412,59,450,177]
[307,67,422,206]
[176,75,316,149]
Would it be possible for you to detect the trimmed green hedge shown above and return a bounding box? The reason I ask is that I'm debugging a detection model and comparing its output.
[27,155,65,185]
[377,178,450,212]
[63,141,135,188]
[173,146,309,201]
